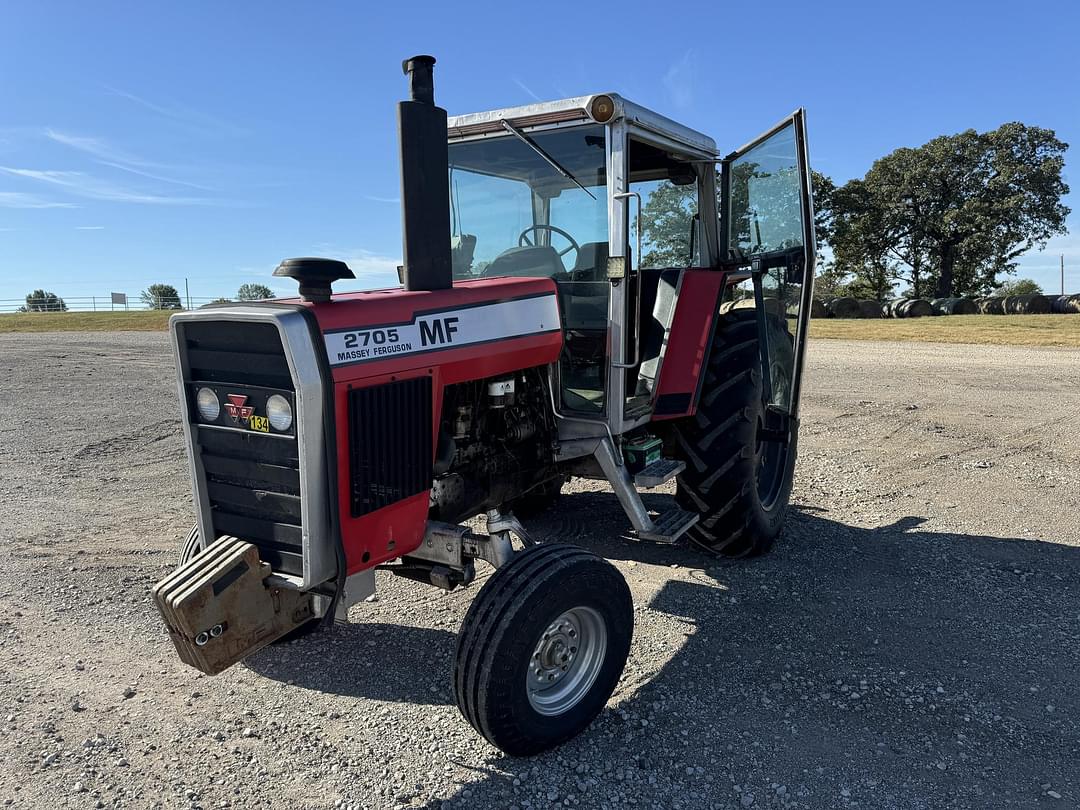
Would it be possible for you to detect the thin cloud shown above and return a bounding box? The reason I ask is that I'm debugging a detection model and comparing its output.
[0,191,78,209]
[75,225,105,230]
[0,166,223,205]
[512,76,543,103]
[45,129,214,191]
[663,49,696,110]
[363,194,399,204]
[103,85,247,138]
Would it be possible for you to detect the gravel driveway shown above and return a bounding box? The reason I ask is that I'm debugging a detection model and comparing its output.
[0,332,1076,809]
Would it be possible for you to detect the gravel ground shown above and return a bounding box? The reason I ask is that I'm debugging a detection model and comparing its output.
[0,332,1077,810]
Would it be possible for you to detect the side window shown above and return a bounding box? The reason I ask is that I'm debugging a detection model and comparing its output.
[633,178,700,269]
[449,169,534,278]
[629,138,701,270]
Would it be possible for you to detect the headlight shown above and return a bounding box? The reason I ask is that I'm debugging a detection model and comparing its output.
[266,394,293,431]
[196,387,220,421]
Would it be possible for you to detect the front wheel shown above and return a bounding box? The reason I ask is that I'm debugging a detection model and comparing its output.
[453,543,632,756]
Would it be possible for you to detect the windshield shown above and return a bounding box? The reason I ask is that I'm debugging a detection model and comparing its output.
[448,125,608,281]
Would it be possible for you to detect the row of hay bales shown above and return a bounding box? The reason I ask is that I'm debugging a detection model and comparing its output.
[975,294,1080,315]
[818,294,1080,318]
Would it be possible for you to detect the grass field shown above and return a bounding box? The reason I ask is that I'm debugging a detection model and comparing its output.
[809,314,1080,347]
[0,310,173,333]
[2,309,1079,347]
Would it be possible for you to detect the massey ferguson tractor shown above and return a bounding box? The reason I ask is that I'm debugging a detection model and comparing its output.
[153,55,816,756]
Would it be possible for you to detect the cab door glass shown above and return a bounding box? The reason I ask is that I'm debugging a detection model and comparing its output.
[723,117,813,417]
[727,124,804,257]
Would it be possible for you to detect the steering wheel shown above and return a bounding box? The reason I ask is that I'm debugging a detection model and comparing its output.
[518,225,580,270]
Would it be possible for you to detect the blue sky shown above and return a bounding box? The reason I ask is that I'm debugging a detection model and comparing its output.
[1,1,1078,305]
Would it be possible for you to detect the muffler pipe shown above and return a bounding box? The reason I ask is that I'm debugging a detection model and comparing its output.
[398,55,452,292]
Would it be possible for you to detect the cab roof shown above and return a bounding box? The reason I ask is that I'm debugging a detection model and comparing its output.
[446,93,718,158]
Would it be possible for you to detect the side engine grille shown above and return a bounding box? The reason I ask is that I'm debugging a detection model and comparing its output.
[178,320,304,577]
[348,377,433,517]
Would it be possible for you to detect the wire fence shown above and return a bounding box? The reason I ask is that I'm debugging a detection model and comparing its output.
[0,294,236,314]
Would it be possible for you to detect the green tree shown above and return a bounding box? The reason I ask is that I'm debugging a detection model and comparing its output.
[832,122,1069,298]
[141,283,182,310]
[237,283,274,301]
[23,289,67,312]
[995,278,1043,296]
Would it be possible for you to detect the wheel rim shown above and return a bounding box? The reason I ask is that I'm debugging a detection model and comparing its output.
[526,606,607,717]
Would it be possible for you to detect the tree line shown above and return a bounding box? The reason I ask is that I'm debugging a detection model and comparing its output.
[809,122,1068,299]
[17,283,275,312]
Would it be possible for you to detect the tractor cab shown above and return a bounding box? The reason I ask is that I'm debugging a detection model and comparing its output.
[446,95,815,439]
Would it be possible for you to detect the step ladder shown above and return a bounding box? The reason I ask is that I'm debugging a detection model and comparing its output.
[633,507,698,544]
[593,439,699,544]
[634,458,684,488]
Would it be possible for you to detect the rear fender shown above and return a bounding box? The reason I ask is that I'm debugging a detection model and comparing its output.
[650,270,728,421]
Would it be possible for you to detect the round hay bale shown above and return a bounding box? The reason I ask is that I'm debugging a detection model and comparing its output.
[884,298,907,318]
[826,296,861,319]
[950,297,979,315]
[809,298,827,319]
[1051,294,1080,314]
[856,300,883,319]
[980,297,1006,315]
[896,298,933,318]
[1005,294,1050,314]
[934,297,978,315]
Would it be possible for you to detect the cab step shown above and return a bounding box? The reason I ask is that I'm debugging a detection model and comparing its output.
[633,458,685,489]
[634,508,699,544]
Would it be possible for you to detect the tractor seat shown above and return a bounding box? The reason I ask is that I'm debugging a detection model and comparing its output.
[571,242,608,281]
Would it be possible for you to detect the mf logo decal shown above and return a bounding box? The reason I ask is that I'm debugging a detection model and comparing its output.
[324,294,561,367]
[223,394,255,424]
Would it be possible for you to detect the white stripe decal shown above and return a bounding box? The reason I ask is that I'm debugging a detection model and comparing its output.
[324,294,562,366]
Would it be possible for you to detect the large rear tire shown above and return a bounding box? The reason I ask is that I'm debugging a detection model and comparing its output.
[453,543,632,756]
[673,309,798,557]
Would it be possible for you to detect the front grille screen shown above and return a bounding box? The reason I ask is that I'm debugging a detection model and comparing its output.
[348,377,433,518]
[179,319,303,577]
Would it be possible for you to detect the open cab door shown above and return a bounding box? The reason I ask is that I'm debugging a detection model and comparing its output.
[720,111,816,432]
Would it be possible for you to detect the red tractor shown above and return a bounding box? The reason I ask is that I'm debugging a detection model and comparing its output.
[154,55,816,756]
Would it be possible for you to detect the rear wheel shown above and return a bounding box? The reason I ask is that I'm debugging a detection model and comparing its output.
[673,310,798,557]
[177,525,324,642]
[453,543,632,756]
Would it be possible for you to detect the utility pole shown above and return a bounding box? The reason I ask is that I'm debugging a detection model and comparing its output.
[185,277,191,310]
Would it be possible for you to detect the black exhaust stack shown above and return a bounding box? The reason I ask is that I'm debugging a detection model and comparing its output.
[398,55,452,292]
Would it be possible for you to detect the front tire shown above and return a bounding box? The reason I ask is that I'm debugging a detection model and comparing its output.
[673,310,798,557]
[453,543,632,756]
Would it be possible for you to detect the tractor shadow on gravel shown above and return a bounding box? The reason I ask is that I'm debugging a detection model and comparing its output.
[245,490,1080,807]
[404,492,1079,808]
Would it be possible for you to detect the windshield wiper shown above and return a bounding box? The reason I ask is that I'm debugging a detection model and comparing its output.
[499,119,596,200]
